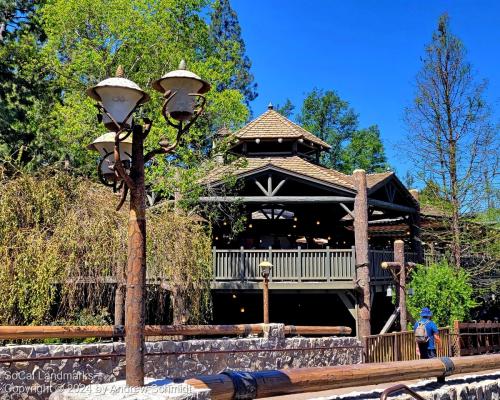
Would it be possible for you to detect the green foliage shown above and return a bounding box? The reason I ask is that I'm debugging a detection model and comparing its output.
[46,308,113,344]
[0,0,64,169]
[296,88,389,174]
[0,170,213,325]
[340,125,388,173]
[276,99,295,118]
[147,208,213,324]
[298,88,358,170]
[209,0,257,106]
[407,261,477,327]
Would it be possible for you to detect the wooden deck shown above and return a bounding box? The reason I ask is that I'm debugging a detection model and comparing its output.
[211,247,412,290]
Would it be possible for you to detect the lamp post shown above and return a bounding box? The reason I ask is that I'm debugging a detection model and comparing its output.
[259,261,272,324]
[86,61,209,387]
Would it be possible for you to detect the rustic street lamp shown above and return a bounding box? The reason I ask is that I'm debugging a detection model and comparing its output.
[87,61,209,387]
[87,132,133,187]
[259,260,273,324]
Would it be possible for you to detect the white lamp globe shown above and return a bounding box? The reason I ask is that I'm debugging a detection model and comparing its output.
[88,132,133,180]
[86,66,150,131]
[152,60,210,121]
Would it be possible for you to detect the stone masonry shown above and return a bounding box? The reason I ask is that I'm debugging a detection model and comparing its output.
[0,324,362,399]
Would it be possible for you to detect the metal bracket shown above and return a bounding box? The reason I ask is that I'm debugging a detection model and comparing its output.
[221,370,257,400]
[439,356,455,377]
[113,325,125,337]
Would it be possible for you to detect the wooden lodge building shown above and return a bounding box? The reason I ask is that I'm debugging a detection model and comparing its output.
[201,105,423,335]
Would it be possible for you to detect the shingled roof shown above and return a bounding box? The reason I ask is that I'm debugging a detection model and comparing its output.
[232,109,331,149]
[203,156,393,192]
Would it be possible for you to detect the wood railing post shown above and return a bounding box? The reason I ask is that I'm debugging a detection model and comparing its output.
[297,246,302,282]
[268,246,273,281]
[326,246,331,281]
[212,246,217,277]
[239,246,245,280]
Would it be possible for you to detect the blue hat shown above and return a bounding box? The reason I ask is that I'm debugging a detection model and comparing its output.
[421,307,432,317]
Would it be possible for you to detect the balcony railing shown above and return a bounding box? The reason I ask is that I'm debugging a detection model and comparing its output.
[214,247,355,282]
[213,247,421,284]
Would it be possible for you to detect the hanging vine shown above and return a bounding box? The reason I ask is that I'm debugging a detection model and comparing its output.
[0,169,213,325]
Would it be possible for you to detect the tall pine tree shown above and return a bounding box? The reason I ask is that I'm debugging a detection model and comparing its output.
[0,0,62,169]
[210,0,257,107]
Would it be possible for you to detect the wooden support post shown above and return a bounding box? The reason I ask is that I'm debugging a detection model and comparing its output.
[394,240,406,330]
[125,126,147,386]
[114,282,125,326]
[114,262,126,326]
[263,277,270,324]
[453,320,461,357]
[353,169,371,341]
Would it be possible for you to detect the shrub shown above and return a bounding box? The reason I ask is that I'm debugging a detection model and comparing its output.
[407,261,477,327]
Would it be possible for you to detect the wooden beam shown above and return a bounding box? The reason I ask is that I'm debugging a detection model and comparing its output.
[254,179,269,196]
[380,307,400,334]
[271,179,287,196]
[0,324,351,340]
[338,292,357,323]
[368,199,417,214]
[339,202,355,219]
[199,196,355,203]
[186,354,500,400]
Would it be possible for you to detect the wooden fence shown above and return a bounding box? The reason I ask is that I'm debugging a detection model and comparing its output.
[365,328,451,363]
[457,321,500,356]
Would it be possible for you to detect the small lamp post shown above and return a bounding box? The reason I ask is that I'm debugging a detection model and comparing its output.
[259,260,273,324]
[86,61,209,387]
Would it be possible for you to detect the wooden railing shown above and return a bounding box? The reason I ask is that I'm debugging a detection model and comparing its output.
[0,324,352,341]
[456,321,500,356]
[213,246,356,282]
[365,328,451,363]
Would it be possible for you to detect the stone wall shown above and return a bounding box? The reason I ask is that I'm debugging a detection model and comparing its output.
[0,324,362,400]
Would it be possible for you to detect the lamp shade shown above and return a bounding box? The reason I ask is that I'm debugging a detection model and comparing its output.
[259,260,273,276]
[88,132,132,179]
[86,74,149,130]
[152,60,210,121]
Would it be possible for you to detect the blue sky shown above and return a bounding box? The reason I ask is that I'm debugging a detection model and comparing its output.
[231,0,500,180]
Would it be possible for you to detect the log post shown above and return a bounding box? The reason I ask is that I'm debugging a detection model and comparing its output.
[114,282,125,326]
[353,169,371,341]
[125,126,147,386]
[114,262,126,327]
[394,240,406,330]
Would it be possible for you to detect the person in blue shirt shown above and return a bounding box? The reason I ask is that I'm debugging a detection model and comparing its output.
[414,307,441,359]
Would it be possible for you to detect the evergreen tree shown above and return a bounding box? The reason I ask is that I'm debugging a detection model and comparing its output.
[0,0,62,169]
[275,98,295,118]
[209,0,257,107]
[340,125,388,173]
[297,88,358,170]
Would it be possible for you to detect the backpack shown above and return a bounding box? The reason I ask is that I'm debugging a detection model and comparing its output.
[415,320,429,343]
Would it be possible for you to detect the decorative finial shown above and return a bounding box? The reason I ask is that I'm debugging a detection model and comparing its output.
[179,60,187,70]
[115,65,125,78]
[268,102,273,110]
